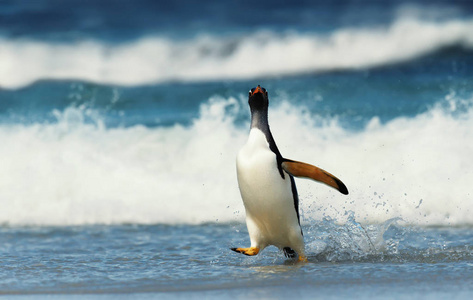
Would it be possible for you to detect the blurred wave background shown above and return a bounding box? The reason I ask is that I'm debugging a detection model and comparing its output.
[0,0,472,226]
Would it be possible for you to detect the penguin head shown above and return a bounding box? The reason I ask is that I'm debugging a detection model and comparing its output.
[248,85,269,111]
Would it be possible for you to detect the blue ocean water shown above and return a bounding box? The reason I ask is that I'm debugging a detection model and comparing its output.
[1,0,473,298]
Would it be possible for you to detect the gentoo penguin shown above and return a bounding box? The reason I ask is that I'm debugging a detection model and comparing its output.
[231,85,348,262]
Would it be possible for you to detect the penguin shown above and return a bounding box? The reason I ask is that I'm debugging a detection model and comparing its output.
[231,85,348,262]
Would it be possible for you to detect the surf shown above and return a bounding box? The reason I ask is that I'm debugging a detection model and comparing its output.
[0,91,472,226]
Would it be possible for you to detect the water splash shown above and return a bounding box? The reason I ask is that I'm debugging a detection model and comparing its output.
[304,213,401,262]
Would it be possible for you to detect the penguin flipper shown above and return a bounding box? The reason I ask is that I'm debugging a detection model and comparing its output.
[282,159,349,195]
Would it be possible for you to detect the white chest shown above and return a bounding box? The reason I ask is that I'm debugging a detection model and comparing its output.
[236,129,294,212]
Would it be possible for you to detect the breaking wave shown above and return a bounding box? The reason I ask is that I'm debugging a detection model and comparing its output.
[0,92,472,226]
[1,16,473,89]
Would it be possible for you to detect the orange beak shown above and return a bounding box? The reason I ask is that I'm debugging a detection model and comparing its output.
[251,86,264,96]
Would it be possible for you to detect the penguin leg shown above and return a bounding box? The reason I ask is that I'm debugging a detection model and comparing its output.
[230,247,260,256]
[232,216,262,256]
[287,231,308,262]
[283,247,308,262]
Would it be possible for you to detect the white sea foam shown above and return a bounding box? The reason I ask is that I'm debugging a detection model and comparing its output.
[0,92,472,226]
[1,16,473,89]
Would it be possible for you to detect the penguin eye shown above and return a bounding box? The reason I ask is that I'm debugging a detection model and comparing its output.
[249,89,252,96]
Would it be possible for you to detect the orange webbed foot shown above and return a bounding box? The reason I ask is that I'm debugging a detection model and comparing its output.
[230,247,260,256]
